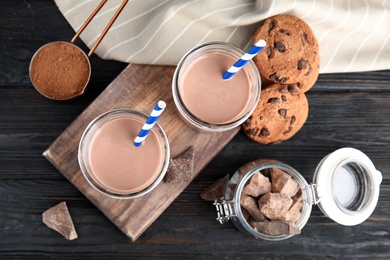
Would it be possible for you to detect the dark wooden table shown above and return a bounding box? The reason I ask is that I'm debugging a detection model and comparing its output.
[1,1,389,259]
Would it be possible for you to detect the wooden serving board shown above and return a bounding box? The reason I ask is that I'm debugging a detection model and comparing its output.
[43,64,239,241]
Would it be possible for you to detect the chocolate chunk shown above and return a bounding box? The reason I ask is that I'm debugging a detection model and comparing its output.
[42,202,78,240]
[240,194,265,222]
[241,208,251,221]
[165,146,194,183]
[281,199,303,223]
[297,59,308,70]
[292,189,303,204]
[270,168,300,197]
[259,128,270,137]
[281,95,287,102]
[278,109,287,117]
[243,171,271,197]
[252,221,301,236]
[258,192,293,220]
[200,174,229,201]
[279,29,290,35]
[267,97,280,104]
[274,42,285,52]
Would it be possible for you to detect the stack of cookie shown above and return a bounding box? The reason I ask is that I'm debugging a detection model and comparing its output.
[243,14,320,144]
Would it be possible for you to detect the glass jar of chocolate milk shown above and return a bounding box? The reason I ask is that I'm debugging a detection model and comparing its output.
[78,109,170,199]
[214,148,382,240]
[172,42,261,132]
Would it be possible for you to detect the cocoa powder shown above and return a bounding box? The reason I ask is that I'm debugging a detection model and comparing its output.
[30,42,90,100]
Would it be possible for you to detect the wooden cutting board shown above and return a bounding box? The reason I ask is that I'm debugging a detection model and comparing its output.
[43,64,240,241]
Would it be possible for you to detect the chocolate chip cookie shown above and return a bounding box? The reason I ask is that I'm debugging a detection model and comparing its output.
[242,83,308,144]
[253,14,320,92]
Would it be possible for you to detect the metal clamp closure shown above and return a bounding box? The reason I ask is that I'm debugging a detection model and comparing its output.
[310,183,321,205]
[213,198,235,224]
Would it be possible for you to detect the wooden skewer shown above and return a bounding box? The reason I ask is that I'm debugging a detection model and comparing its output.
[88,0,129,57]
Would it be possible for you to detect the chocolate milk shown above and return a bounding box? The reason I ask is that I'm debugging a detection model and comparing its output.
[179,53,251,124]
[88,117,163,194]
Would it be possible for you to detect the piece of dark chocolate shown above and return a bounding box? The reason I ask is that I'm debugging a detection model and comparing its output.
[200,174,229,201]
[164,146,194,183]
[42,202,78,240]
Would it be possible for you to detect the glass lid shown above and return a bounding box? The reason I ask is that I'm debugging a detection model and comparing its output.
[313,148,382,226]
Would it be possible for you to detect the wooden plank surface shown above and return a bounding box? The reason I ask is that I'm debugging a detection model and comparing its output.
[43,64,239,241]
[0,0,389,258]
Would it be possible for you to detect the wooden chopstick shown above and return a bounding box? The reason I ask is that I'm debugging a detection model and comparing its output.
[71,0,108,44]
[88,0,129,57]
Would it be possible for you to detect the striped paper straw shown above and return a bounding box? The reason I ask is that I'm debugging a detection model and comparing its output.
[222,39,266,80]
[133,100,166,147]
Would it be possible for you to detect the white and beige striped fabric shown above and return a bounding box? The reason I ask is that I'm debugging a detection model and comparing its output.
[55,0,390,73]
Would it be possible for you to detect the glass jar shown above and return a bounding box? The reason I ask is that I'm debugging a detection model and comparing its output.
[78,109,170,199]
[214,148,382,240]
[172,42,261,132]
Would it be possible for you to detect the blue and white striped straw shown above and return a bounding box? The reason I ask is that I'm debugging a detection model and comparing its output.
[133,100,166,147]
[222,39,266,80]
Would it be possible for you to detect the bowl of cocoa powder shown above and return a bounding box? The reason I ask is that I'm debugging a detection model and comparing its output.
[29,41,91,100]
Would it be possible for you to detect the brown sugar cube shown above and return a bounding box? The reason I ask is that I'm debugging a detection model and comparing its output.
[200,174,230,201]
[243,171,271,197]
[240,194,265,222]
[252,221,301,236]
[42,202,78,240]
[258,192,293,220]
[270,168,300,197]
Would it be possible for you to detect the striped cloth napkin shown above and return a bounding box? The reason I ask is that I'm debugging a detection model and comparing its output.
[55,0,390,73]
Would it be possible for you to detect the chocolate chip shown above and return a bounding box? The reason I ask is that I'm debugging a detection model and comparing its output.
[288,85,298,93]
[245,127,258,136]
[283,126,293,134]
[304,67,313,76]
[266,47,272,57]
[260,128,270,137]
[268,21,274,31]
[279,29,290,35]
[279,86,288,93]
[281,95,287,102]
[244,117,251,126]
[259,116,263,120]
[269,73,277,81]
[303,33,309,42]
[268,97,280,104]
[278,77,288,83]
[278,109,287,117]
[298,59,308,70]
[291,116,296,124]
[274,42,285,52]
